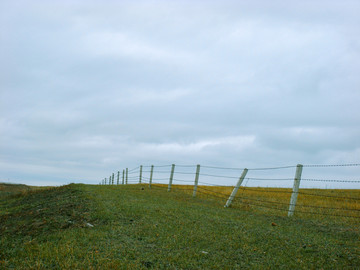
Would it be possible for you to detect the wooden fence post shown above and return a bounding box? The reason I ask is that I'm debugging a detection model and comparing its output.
[122,169,125,185]
[288,164,303,217]
[112,173,115,185]
[139,165,143,184]
[224,168,248,208]
[193,164,201,197]
[117,171,120,185]
[126,168,128,184]
[109,175,111,185]
[167,164,175,192]
[149,165,154,189]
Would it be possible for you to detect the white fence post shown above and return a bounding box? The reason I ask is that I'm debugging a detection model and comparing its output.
[224,168,248,208]
[168,164,175,192]
[122,169,125,185]
[288,164,303,217]
[117,171,120,185]
[193,164,201,197]
[126,168,128,184]
[139,165,143,184]
[149,165,154,189]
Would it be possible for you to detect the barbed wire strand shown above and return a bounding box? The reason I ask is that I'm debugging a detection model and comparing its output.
[298,191,360,201]
[176,164,197,168]
[246,177,294,181]
[202,165,245,171]
[196,188,230,201]
[196,186,231,200]
[175,171,198,176]
[197,181,230,187]
[173,178,194,183]
[232,199,360,219]
[248,165,297,171]
[303,163,360,167]
[234,195,360,212]
[302,178,360,183]
[128,166,140,172]
[142,164,172,168]
[200,173,239,179]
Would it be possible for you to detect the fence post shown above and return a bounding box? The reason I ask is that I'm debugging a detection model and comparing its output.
[168,164,175,192]
[139,165,143,184]
[122,169,125,185]
[288,164,303,217]
[112,173,115,185]
[126,168,128,184]
[149,165,154,189]
[224,168,248,208]
[117,171,120,185]
[109,175,111,185]
[192,164,201,197]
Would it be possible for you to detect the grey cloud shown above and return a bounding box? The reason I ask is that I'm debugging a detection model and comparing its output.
[1,0,359,186]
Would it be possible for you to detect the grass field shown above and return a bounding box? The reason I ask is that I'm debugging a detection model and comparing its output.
[0,183,49,199]
[0,183,359,269]
[164,184,360,223]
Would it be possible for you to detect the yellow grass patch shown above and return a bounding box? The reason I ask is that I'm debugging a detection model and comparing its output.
[151,184,360,224]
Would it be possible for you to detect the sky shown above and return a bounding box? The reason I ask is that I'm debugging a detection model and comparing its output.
[1,0,360,188]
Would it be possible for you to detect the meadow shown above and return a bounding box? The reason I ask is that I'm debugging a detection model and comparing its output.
[165,184,360,223]
[0,183,359,269]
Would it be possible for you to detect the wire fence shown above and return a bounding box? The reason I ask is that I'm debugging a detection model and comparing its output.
[100,163,360,221]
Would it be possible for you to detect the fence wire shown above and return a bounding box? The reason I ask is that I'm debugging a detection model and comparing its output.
[101,163,360,220]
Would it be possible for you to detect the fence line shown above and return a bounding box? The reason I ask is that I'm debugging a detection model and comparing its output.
[100,163,360,219]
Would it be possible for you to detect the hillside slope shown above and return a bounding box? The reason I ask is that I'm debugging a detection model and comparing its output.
[0,183,50,198]
[0,184,359,269]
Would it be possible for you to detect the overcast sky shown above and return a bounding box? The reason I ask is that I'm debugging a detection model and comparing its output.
[1,0,359,187]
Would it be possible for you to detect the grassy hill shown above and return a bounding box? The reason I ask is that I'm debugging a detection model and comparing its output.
[0,184,359,269]
[0,183,49,198]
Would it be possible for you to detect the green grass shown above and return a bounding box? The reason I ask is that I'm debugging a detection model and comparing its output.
[0,183,49,199]
[0,184,359,269]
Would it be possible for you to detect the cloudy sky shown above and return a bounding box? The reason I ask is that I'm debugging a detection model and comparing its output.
[1,0,359,187]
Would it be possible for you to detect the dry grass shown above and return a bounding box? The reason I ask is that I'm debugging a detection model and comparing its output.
[151,184,360,224]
